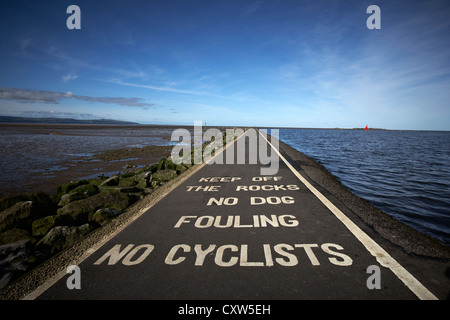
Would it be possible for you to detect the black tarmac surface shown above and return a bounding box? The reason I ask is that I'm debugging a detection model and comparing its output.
[21,129,450,300]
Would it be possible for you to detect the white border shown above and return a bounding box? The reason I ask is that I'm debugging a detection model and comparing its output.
[259,130,437,300]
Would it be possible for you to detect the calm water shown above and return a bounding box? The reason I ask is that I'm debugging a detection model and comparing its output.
[279,129,450,246]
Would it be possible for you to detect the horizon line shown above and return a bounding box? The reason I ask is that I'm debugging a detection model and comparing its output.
[0,115,448,132]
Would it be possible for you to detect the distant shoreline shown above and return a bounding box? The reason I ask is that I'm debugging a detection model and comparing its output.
[1,116,448,132]
[0,116,138,125]
[0,119,387,131]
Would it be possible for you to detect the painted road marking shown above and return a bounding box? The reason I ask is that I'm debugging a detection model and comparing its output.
[258,130,438,300]
[23,129,437,300]
[22,130,247,300]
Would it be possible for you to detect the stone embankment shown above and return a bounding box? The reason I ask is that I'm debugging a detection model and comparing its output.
[0,133,226,290]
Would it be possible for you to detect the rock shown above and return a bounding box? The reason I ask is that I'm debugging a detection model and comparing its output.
[0,195,30,212]
[0,240,32,269]
[0,272,13,290]
[165,159,176,170]
[36,227,65,253]
[156,158,176,171]
[58,184,99,207]
[136,172,151,180]
[56,180,89,196]
[92,208,119,227]
[63,224,92,248]
[0,239,37,289]
[160,157,176,170]
[0,229,34,245]
[135,172,151,189]
[151,180,160,189]
[136,179,148,189]
[156,158,166,171]
[99,175,120,188]
[31,215,71,237]
[176,164,188,174]
[32,216,57,237]
[0,192,54,213]
[27,192,56,213]
[152,169,177,182]
[118,177,137,188]
[142,188,153,195]
[0,193,56,234]
[148,163,159,173]
[0,201,33,233]
[57,192,133,225]
[58,192,86,207]
[71,183,99,197]
[88,177,107,187]
[37,224,93,254]
[98,186,141,193]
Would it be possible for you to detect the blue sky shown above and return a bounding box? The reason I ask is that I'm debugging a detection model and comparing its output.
[0,0,449,130]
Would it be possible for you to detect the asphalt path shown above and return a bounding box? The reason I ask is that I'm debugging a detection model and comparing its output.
[28,129,448,300]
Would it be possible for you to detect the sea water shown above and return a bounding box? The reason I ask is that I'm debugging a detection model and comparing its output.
[279,129,450,246]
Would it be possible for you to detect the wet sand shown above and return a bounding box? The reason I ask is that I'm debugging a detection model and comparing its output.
[22,144,173,195]
[0,124,179,197]
[0,123,236,197]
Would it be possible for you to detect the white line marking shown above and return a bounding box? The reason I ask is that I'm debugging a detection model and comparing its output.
[23,130,246,300]
[259,130,438,300]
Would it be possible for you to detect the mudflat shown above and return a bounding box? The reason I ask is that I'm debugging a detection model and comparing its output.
[0,124,180,196]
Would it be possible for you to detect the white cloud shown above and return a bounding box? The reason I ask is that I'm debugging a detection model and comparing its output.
[108,79,218,97]
[62,73,78,82]
[0,87,73,104]
[0,87,153,108]
[19,110,99,120]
